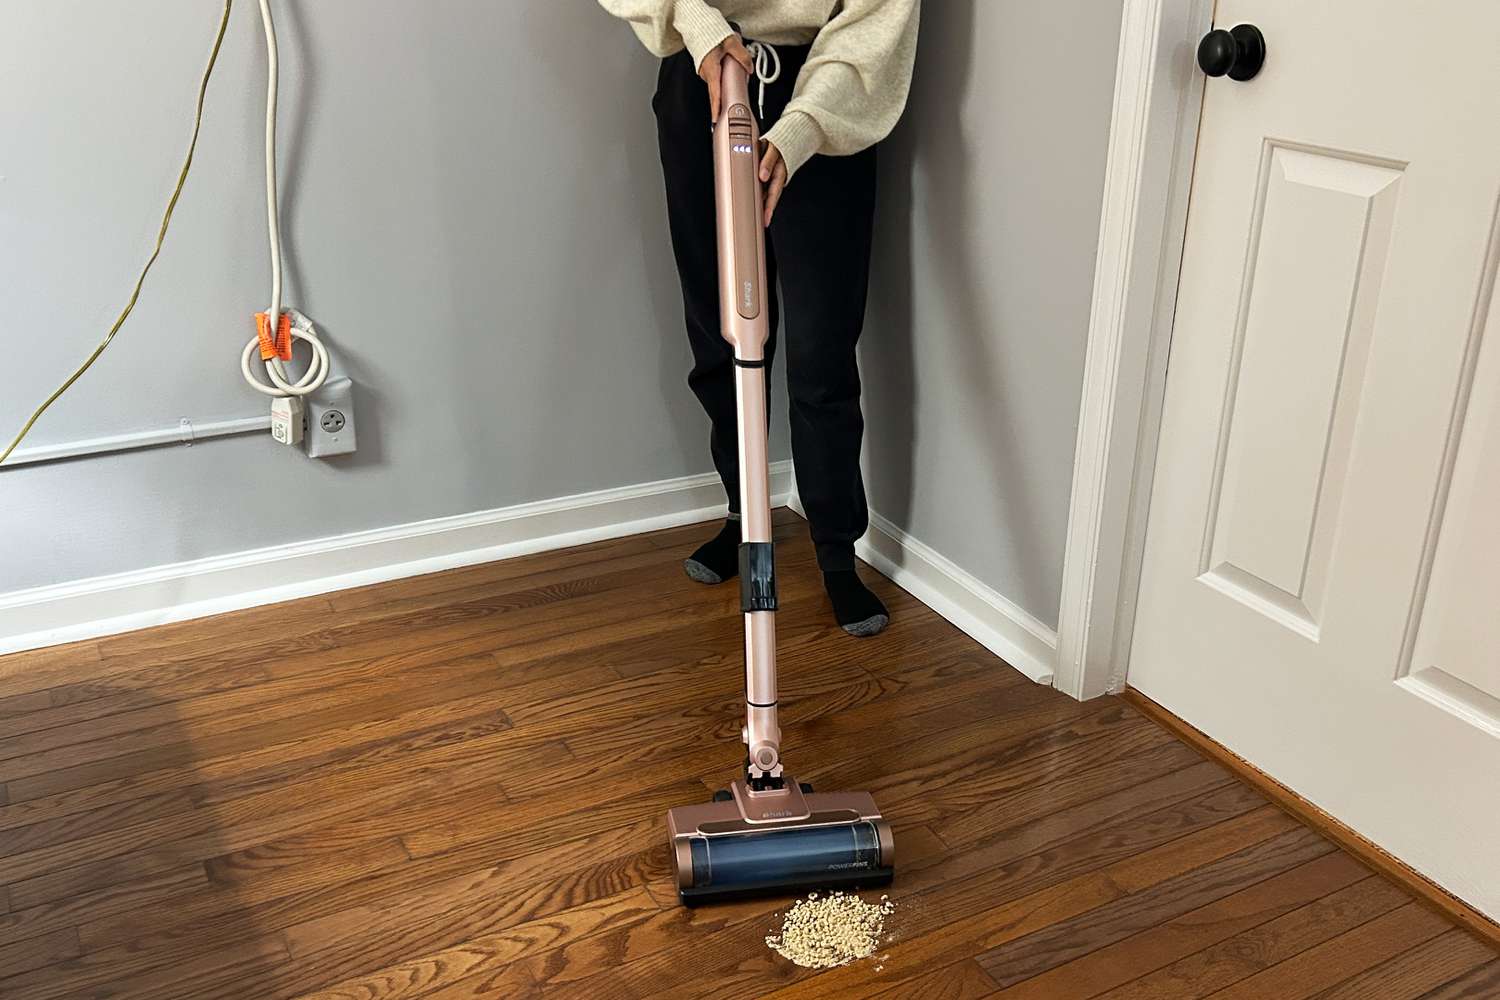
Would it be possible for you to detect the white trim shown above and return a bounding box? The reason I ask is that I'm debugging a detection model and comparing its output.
[1,415,271,468]
[789,497,1057,686]
[859,512,1057,686]
[1055,0,1212,700]
[0,462,794,655]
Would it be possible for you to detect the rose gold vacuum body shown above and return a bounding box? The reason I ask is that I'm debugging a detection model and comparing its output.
[665,59,894,906]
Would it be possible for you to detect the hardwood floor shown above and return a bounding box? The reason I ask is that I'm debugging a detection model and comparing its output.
[0,509,1494,999]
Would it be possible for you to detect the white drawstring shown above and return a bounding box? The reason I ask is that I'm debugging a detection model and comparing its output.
[746,40,780,120]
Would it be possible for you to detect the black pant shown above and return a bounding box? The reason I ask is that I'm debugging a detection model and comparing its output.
[653,46,876,573]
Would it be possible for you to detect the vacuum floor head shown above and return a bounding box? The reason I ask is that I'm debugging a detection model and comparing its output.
[667,778,895,905]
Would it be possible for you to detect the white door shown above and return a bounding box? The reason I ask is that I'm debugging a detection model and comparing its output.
[1130,0,1500,919]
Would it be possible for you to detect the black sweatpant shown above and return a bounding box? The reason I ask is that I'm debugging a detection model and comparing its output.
[653,45,876,574]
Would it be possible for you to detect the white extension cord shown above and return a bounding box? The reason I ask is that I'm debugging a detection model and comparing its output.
[242,0,330,401]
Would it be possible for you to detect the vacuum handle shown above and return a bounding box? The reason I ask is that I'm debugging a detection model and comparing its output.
[728,114,762,320]
[713,58,768,360]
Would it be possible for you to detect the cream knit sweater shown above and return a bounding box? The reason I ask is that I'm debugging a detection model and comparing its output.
[599,0,919,180]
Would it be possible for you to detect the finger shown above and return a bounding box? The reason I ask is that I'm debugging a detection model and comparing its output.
[724,35,754,73]
[697,46,718,82]
[758,142,782,183]
[763,167,786,227]
[698,48,723,120]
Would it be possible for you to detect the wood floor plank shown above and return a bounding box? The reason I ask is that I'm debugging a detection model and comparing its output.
[95,597,338,666]
[1,862,207,948]
[1093,875,1412,1000]
[0,710,516,881]
[0,513,1491,998]
[79,809,671,964]
[0,650,515,789]
[1415,958,1500,999]
[932,732,1215,848]
[0,625,521,754]
[72,935,293,1000]
[292,887,662,1000]
[0,709,515,889]
[267,854,670,1000]
[975,827,1338,986]
[0,925,81,980]
[0,640,103,701]
[1203,902,1455,1000]
[0,786,199,858]
[984,850,1369,998]
[1310,928,1498,1000]
[866,958,1001,1000]
[0,929,290,1000]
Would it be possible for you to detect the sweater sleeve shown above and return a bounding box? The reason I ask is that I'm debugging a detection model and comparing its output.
[596,0,734,70]
[761,0,920,180]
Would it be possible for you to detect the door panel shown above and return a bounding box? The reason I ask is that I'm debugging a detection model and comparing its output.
[1130,0,1500,919]
[1403,250,1500,738]
[1203,142,1403,637]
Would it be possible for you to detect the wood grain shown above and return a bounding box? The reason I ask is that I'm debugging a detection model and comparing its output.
[986,851,1372,998]
[1124,687,1500,952]
[1416,959,1500,999]
[1310,928,1499,1000]
[1094,875,1413,1000]
[0,509,1490,998]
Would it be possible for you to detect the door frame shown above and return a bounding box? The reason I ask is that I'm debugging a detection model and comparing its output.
[1055,0,1216,699]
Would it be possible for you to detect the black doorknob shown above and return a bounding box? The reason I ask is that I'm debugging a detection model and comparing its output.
[1197,24,1266,81]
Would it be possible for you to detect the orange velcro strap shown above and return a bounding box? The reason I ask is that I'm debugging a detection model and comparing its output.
[256,311,294,362]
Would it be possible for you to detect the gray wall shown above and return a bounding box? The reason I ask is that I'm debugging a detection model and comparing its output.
[1,2,788,593]
[861,0,1122,628]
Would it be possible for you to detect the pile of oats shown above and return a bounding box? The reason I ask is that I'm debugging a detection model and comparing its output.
[764,892,895,969]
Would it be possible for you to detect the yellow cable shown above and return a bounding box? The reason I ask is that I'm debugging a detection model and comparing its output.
[0,0,234,467]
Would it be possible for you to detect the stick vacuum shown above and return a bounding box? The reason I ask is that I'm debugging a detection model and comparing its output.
[665,57,895,906]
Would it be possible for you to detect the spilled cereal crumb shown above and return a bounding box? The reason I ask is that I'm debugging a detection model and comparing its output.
[764,891,896,969]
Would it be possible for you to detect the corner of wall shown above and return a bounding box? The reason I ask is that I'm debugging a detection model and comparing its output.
[788,494,1058,686]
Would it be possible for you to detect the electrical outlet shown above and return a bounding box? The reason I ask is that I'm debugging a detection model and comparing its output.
[305,376,357,457]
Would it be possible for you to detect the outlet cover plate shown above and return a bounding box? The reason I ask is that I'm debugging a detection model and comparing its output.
[306,376,357,458]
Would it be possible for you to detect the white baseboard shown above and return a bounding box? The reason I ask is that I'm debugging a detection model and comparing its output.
[0,463,793,656]
[790,497,1058,685]
[3,463,1059,687]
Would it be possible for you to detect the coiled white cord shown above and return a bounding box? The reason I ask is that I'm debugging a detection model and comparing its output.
[243,0,329,398]
[240,307,327,395]
[747,40,780,120]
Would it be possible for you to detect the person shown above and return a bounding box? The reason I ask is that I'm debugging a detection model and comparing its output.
[599,1,920,636]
